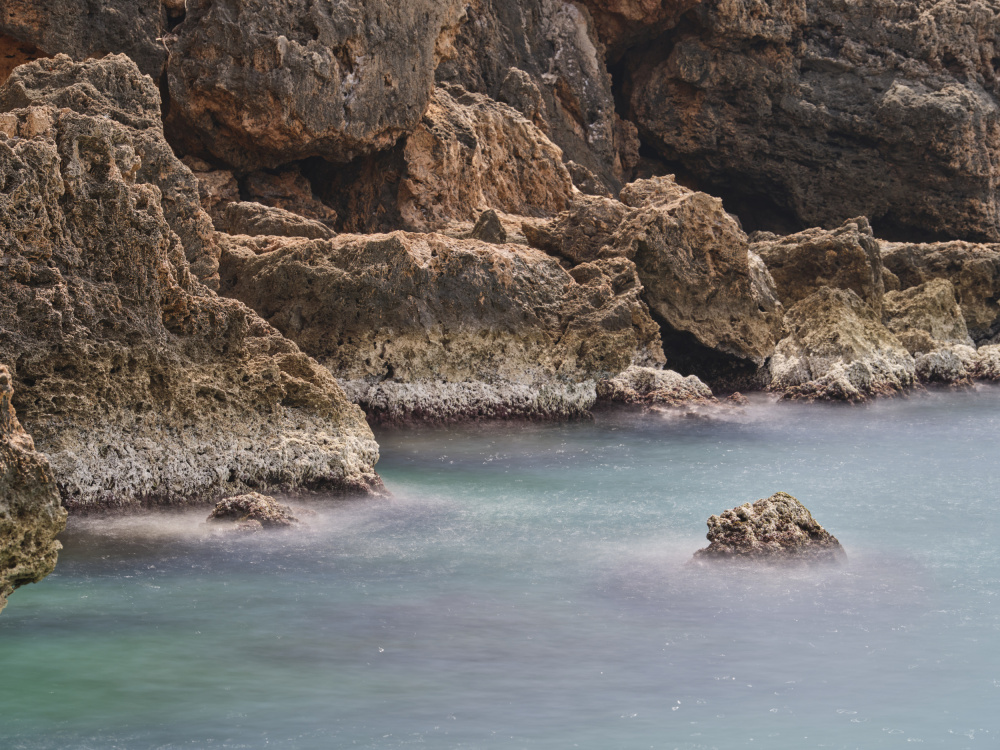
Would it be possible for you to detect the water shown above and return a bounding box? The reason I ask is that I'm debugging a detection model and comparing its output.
[2,389,999,749]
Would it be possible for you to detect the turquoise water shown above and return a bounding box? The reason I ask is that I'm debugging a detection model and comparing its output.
[2,390,999,748]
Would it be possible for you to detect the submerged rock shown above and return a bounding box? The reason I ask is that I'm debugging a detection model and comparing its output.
[208,493,297,529]
[0,366,66,613]
[693,492,845,563]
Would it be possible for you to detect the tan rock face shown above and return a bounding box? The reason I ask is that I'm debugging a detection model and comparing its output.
[213,202,335,241]
[208,493,298,529]
[596,365,715,407]
[0,70,381,507]
[398,86,575,232]
[0,365,66,614]
[881,241,1000,343]
[883,279,974,356]
[165,0,466,170]
[753,218,885,311]
[218,232,665,421]
[627,0,1000,241]
[768,287,915,402]
[693,492,846,563]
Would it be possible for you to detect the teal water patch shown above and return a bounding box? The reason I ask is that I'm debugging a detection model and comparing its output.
[2,389,999,748]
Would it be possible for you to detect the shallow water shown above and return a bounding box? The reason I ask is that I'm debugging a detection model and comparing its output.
[2,389,1000,748]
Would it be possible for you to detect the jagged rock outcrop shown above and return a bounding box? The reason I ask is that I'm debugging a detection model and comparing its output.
[596,365,715,406]
[165,0,466,170]
[883,279,974,355]
[213,202,335,240]
[753,218,885,311]
[769,287,915,401]
[219,232,665,421]
[398,85,574,231]
[208,492,298,528]
[245,169,338,228]
[578,0,702,60]
[523,194,631,265]
[693,491,845,563]
[0,0,166,82]
[0,63,381,508]
[0,366,66,614]
[628,0,1000,241]
[881,241,1000,343]
[437,0,638,193]
[2,55,221,287]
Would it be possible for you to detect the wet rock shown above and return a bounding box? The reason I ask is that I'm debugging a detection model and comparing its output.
[0,73,381,508]
[883,279,975,357]
[470,210,507,244]
[753,218,885,311]
[398,85,574,232]
[208,493,297,528]
[214,202,335,240]
[628,0,1000,241]
[914,346,977,386]
[218,232,665,422]
[2,55,220,287]
[165,0,466,170]
[0,366,66,614]
[970,345,1000,380]
[725,391,750,406]
[693,492,846,563]
[769,287,915,402]
[596,365,715,406]
[881,241,1000,343]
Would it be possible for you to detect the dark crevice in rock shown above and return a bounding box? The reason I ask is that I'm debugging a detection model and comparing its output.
[0,33,47,85]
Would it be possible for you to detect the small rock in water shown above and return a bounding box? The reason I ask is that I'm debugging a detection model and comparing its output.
[693,492,845,563]
[470,209,507,244]
[726,392,750,406]
[208,493,298,528]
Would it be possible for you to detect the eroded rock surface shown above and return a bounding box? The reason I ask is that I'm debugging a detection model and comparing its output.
[884,279,974,356]
[693,491,845,563]
[628,0,1000,241]
[219,232,665,421]
[213,202,335,240]
[578,0,701,59]
[596,365,715,406]
[0,366,66,613]
[0,68,381,508]
[208,492,298,528]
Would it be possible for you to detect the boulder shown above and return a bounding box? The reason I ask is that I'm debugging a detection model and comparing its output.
[883,279,975,355]
[470,210,508,244]
[693,492,846,563]
[165,0,467,170]
[970,344,1000,380]
[218,232,665,421]
[213,202,335,240]
[596,365,715,406]
[881,241,1000,343]
[913,346,977,386]
[0,84,381,508]
[0,366,66,614]
[208,492,297,528]
[2,55,221,288]
[627,0,1000,241]
[752,218,885,311]
[769,287,915,402]
[523,194,631,266]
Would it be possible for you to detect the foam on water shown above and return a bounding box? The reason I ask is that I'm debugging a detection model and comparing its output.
[2,388,1000,748]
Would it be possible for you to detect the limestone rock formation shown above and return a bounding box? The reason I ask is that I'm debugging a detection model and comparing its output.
[470,210,508,244]
[218,232,665,421]
[208,492,298,528]
[881,241,1000,343]
[398,86,574,232]
[578,0,701,60]
[0,70,381,508]
[913,346,977,386]
[213,202,335,240]
[0,366,66,614]
[165,0,467,170]
[523,194,631,266]
[0,0,166,82]
[2,55,221,288]
[753,218,885,311]
[596,365,715,406]
[769,287,915,402]
[693,492,845,563]
[883,279,975,356]
[628,0,1000,241]
[245,169,338,228]
[970,345,1000,380]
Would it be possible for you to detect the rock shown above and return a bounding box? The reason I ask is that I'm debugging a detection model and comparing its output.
[2,55,221,288]
[232,519,264,535]
[627,0,1000,241]
[726,391,750,406]
[970,344,1000,380]
[218,232,665,422]
[208,492,297,528]
[184,160,240,214]
[881,241,1000,343]
[213,202,335,240]
[914,346,977,386]
[693,492,846,563]
[753,218,885,311]
[577,0,702,60]
[769,287,916,402]
[0,80,381,508]
[437,0,637,193]
[883,279,975,356]
[596,365,715,406]
[0,365,66,614]
[245,169,338,228]
[0,0,166,82]
[398,85,574,232]
[470,210,507,244]
[165,0,466,170]
[523,194,631,266]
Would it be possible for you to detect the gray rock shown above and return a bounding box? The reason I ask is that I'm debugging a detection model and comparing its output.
[208,493,298,528]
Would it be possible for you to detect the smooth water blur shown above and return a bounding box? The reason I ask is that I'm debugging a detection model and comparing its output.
[2,389,1000,749]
